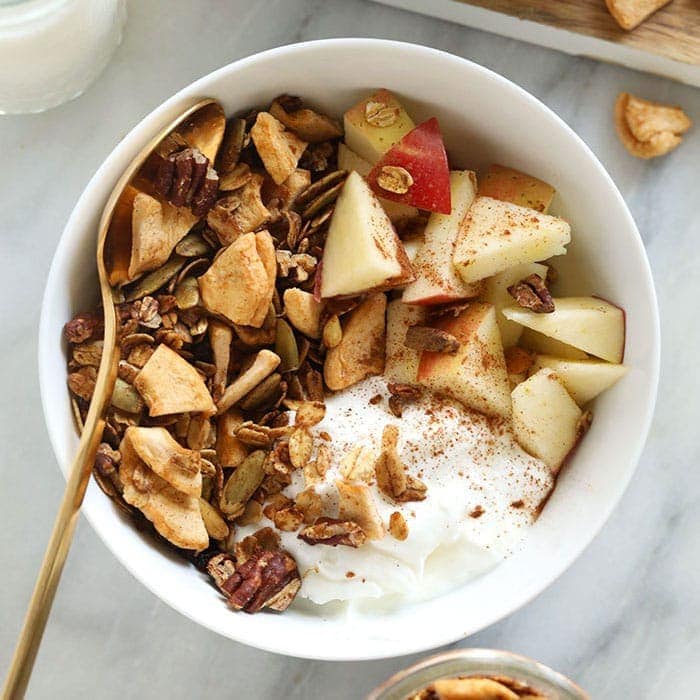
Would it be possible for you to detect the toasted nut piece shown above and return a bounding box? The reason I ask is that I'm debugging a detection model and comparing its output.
[208,320,232,401]
[134,344,215,417]
[199,230,276,328]
[322,315,342,349]
[288,426,314,468]
[604,0,671,30]
[272,505,305,532]
[216,349,281,414]
[507,274,555,313]
[615,92,692,159]
[72,340,103,367]
[68,366,96,401]
[432,677,519,700]
[294,487,324,524]
[251,112,308,185]
[377,165,413,194]
[207,173,271,246]
[220,450,267,517]
[388,511,408,541]
[298,518,366,547]
[283,399,326,427]
[127,188,198,281]
[270,96,343,143]
[199,498,230,540]
[336,480,384,540]
[339,444,376,483]
[283,288,322,339]
[404,325,460,353]
[324,293,387,392]
[120,434,208,551]
[123,426,202,495]
[216,409,248,467]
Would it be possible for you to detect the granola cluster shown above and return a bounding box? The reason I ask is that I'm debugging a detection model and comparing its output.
[64,94,425,615]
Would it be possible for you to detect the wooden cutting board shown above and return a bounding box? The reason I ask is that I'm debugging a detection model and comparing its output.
[373,0,700,87]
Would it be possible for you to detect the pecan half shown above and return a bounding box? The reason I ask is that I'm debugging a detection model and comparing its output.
[155,147,219,216]
[507,274,555,313]
[64,312,102,344]
[298,518,366,547]
[404,326,460,354]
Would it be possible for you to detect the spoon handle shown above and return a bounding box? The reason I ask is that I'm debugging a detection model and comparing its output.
[2,333,118,699]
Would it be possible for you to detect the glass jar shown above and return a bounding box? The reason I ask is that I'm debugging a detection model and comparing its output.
[0,0,126,114]
[368,649,589,700]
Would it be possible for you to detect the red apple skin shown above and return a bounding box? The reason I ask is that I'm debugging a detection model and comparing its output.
[367,118,451,215]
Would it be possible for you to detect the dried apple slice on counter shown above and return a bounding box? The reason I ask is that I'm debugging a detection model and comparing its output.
[417,303,512,419]
[529,356,628,405]
[502,297,625,363]
[480,262,549,348]
[512,368,585,474]
[479,164,556,213]
[453,196,570,285]
[343,88,415,164]
[319,171,413,298]
[367,117,451,214]
[403,170,481,305]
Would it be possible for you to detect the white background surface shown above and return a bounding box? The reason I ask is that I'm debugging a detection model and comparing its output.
[1,1,698,697]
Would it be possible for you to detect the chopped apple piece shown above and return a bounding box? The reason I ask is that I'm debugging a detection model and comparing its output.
[324,293,386,391]
[199,230,276,327]
[479,164,556,213]
[519,327,589,360]
[343,88,415,164]
[283,288,322,339]
[250,112,307,185]
[403,170,482,305]
[530,356,628,405]
[512,368,584,474]
[385,300,428,384]
[453,196,571,285]
[337,143,418,222]
[134,344,216,417]
[320,172,413,298]
[123,426,202,496]
[367,118,451,214]
[128,188,198,280]
[417,303,511,419]
[502,297,625,363]
[480,262,548,348]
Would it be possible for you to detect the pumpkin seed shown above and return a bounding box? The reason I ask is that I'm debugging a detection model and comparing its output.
[199,498,230,539]
[110,378,144,413]
[124,256,186,301]
[220,450,266,516]
[174,276,200,309]
[217,117,246,175]
[175,232,211,257]
[301,179,346,220]
[275,318,300,373]
[295,170,347,208]
[238,373,282,411]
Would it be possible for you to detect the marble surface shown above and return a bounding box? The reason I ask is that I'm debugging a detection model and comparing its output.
[1,1,698,697]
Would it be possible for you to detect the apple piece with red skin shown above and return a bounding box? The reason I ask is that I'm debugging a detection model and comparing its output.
[417,302,511,419]
[502,297,625,363]
[320,171,414,298]
[367,118,452,215]
[343,88,415,165]
[402,170,483,306]
[479,164,556,213]
[512,368,585,474]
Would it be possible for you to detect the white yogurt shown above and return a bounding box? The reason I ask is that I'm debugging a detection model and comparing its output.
[0,0,126,114]
[238,375,554,611]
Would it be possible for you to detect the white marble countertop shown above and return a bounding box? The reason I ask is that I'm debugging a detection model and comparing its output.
[1,1,698,697]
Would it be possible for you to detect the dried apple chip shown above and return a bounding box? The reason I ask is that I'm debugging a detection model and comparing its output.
[134,344,215,416]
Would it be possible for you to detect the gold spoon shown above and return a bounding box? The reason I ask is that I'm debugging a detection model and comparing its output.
[3,98,225,700]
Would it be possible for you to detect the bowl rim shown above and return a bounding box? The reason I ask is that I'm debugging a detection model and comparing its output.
[38,37,660,660]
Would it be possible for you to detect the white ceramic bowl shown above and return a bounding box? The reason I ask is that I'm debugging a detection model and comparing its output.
[38,39,659,660]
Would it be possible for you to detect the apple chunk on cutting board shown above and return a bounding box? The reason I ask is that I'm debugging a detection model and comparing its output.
[453,196,570,285]
[320,171,413,298]
[402,170,482,305]
[529,356,628,405]
[512,368,584,474]
[503,297,625,363]
[417,303,511,419]
[343,88,415,164]
[479,164,556,213]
